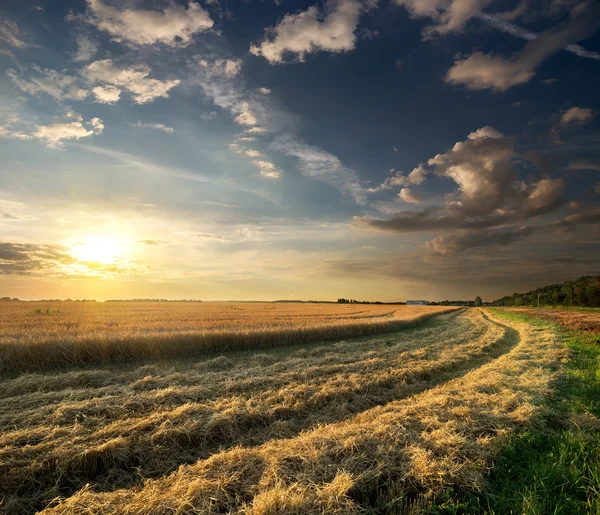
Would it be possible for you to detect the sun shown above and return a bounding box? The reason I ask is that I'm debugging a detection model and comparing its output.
[70,236,128,264]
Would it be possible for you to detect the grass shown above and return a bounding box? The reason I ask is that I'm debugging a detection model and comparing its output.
[0,302,456,373]
[429,309,600,514]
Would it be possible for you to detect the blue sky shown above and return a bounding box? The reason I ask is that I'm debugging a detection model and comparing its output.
[0,0,599,301]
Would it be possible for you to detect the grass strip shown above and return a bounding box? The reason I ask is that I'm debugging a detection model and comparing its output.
[428,309,600,515]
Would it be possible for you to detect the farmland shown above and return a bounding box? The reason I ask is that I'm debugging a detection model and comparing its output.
[0,302,452,373]
[0,302,580,513]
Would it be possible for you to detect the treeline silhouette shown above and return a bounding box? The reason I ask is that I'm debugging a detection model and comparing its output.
[490,275,600,308]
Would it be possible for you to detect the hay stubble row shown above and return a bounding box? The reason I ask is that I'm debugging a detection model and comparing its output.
[0,304,564,514]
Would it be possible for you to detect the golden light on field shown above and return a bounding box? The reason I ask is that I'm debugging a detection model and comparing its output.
[69,236,129,264]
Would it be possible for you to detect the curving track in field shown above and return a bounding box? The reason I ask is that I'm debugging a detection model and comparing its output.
[0,309,563,514]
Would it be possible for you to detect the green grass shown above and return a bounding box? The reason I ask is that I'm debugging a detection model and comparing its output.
[429,309,600,515]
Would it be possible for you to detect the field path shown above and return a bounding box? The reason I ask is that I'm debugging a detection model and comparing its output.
[0,309,564,514]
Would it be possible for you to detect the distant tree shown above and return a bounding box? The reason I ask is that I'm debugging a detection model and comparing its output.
[474,296,482,307]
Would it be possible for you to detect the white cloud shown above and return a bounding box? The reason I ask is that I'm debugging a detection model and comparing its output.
[201,111,217,120]
[238,136,257,142]
[0,19,28,48]
[199,58,244,77]
[561,106,595,125]
[92,85,121,104]
[245,149,262,157]
[73,34,98,62]
[272,136,366,203]
[33,118,103,149]
[134,122,174,134]
[88,117,104,134]
[445,51,536,91]
[367,164,429,193]
[250,0,366,64]
[81,0,213,47]
[396,0,491,37]
[7,66,88,101]
[234,102,257,125]
[253,160,281,178]
[407,164,428,184]
[258,87,271,95]
[66,111,83,122]
[83,59,180,104]
[398,187,422,204]
[245,126,268,134]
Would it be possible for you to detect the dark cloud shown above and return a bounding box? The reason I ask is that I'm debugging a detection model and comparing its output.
[551,207,600,233]
[0,242,75,275]
[426,227,539,256]
[355,127,570,256]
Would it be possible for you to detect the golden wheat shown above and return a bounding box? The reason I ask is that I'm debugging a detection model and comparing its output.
[0,302,454,373]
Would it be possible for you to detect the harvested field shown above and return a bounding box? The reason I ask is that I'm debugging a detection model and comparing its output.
[0,307,565,514]
[0,302,454,373]
[503,307,600,333]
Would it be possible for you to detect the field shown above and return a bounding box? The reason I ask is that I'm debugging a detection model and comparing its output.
[502,307,600,333]
[0,303,598,514]
[0,302,452,373]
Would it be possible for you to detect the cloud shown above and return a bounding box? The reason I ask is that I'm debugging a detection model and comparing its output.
[134,122,175,134]
[73,34,97,62]
[253,160,281,178]
[234,101,257,125]
[79,0,213,47]
[88,117,104,134]
[551,206,600,233]
[426,226,538,255]
[354,126,568,255]
[250,0,367,64]
[7,66,88,101]
[475,12,600,61]
[199,58,243,78]
[92,85,121,104]
[446,4,600,91]
[258,87,271,95]
[33,117,104,149]
[367,164,428,193]
[245,126,269,134]
[398,187,422,204]
[0,241,75,275]
[83,59,180,104]
[272,136,366,203]
[0,19,28,48]
[427,126,518,216]
[561,106,595,125]
[568,159,600,171]
[396,0,491,36]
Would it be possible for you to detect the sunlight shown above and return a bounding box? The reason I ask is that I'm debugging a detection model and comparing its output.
[69,236,128,264]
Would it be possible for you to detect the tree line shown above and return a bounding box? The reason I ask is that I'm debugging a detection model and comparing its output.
[490,275,600,308]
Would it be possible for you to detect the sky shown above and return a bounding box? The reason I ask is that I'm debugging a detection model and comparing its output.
[0,0,599,302]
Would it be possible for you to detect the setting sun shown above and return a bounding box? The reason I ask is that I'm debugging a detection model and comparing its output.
[69,236,128,264]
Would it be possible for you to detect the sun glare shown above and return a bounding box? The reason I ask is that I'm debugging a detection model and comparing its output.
[70,236,128,264]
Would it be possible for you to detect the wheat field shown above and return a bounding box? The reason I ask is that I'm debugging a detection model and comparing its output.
[0,304,565,514]
[0,302,452,373]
